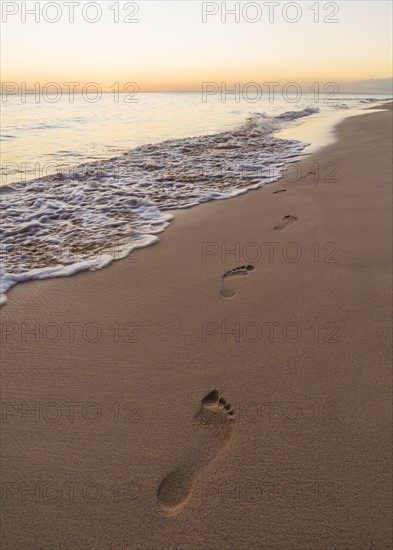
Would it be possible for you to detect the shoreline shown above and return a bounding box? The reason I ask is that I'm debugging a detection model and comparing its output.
[276,99,392,152]
[1,100,391,306]
[1,104,392,549]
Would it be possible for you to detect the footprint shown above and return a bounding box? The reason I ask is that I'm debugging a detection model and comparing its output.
[157,390,235,516]
[273,189,287,194]
[274,215,298,231]
[220,264,255,298]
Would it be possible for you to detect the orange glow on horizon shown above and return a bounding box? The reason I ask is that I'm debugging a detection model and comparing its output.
[1,1,392,94]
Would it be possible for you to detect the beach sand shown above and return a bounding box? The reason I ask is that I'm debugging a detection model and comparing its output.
[1,104,392,549]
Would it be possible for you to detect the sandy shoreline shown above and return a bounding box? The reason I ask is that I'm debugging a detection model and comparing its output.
[1,104,392,549]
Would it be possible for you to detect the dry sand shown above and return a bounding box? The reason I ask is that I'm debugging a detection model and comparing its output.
[1,104,392,549]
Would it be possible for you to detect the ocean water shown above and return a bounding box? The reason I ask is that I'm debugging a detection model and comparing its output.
[1,92,391,304]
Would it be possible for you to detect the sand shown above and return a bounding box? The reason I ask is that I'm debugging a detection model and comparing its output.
[1,104,392,549]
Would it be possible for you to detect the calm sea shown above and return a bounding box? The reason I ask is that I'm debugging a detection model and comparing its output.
[0,91,390,303]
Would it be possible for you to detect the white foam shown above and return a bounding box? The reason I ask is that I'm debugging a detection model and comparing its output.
[0,106,321,304]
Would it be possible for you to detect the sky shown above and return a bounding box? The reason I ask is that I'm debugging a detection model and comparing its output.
[1,0,392,92]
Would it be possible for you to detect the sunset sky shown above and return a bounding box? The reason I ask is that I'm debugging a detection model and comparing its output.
[1,0,392,92]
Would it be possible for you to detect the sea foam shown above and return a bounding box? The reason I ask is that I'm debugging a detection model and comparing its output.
[0,107,319,304]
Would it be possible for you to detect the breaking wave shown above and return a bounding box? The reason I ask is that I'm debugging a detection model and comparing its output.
[0,107,320,304]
